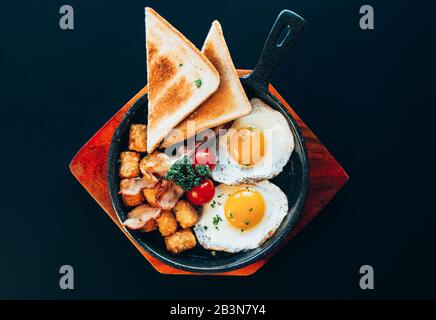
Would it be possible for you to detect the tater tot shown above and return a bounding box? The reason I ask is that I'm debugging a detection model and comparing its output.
[174,200,198,229]
[143,219,157,233]
[164,229,196,254]
[142,182,161,208]
[119,151,140,178]
[121,192,144,207]
[156,210,178,237]
[129,124,147,153]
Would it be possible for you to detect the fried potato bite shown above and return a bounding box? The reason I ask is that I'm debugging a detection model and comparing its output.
[121,192,144,207]
[156,210,178,237]
[119,175,157,207]
[164,229,196,254]
[174,200,198,229]
[119,151,140,178]
[129,124,147,153]
[143,219,158,232]
[142,181,161,207]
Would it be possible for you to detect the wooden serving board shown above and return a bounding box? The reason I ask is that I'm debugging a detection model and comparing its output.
[69,70,349,276]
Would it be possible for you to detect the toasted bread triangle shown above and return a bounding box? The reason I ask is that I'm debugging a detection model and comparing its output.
[145,8,220,153]
[161,20,252,148]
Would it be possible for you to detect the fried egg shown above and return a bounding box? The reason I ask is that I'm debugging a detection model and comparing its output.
[212,98,294,185]
[193,181,288,253]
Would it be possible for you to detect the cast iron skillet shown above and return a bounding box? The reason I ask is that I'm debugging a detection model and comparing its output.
[108,10,309,273]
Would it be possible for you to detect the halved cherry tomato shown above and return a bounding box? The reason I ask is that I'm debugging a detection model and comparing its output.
[193,148,216,172]
[186,179,215,206]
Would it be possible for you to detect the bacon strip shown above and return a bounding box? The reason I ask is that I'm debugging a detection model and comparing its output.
[139,152,172,178]
[157,179,184,210]
[122,204,161,230]
[119,174,158,195]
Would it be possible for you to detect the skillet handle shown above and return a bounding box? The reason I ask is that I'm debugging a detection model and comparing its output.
[244,10,305,91]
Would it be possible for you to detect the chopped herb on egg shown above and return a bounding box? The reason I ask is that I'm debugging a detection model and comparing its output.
[194,79,202,88]
[229,212,234,219]
[248,208,253,213]
[244,219,250,226]
[210,200,217,208]
[204,225,208,231]
[217,193,223,198]
[212,214,222,229]
[179,63,183,67]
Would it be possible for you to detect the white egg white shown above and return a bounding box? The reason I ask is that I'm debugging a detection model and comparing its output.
[212,98,294,185]
[193,181,289,253]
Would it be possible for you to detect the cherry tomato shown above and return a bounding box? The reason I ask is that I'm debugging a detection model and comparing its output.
[186,179,215,206]
[193,148,216,172]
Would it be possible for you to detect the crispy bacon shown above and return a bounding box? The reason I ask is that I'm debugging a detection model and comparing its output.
[156,179,184,210]
[139,152,172,178]
[119,174,158,195]
[122,204,161,230]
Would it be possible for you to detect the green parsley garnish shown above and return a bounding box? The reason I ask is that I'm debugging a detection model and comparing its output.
[204,225,208,231]
[229,212,234,219]
[194,79,202,88]
[248,208,253,213]
[165,156,201,191]
[195,164,211,178]
[212,215,222,229]
[179,63,183,67]
[213,214,221,224]
[244,219,250,226]
[210,200,217,208]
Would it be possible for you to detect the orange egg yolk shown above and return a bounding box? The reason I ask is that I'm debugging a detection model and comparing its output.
[224,189,266,230]
[227,127,265,166]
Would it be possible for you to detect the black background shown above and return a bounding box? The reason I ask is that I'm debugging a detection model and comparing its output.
[0,0,435,299]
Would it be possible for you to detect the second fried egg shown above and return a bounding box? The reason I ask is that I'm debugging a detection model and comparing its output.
[193,181,289,253]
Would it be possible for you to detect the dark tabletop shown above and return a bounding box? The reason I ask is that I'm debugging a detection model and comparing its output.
[0,0,435,299]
